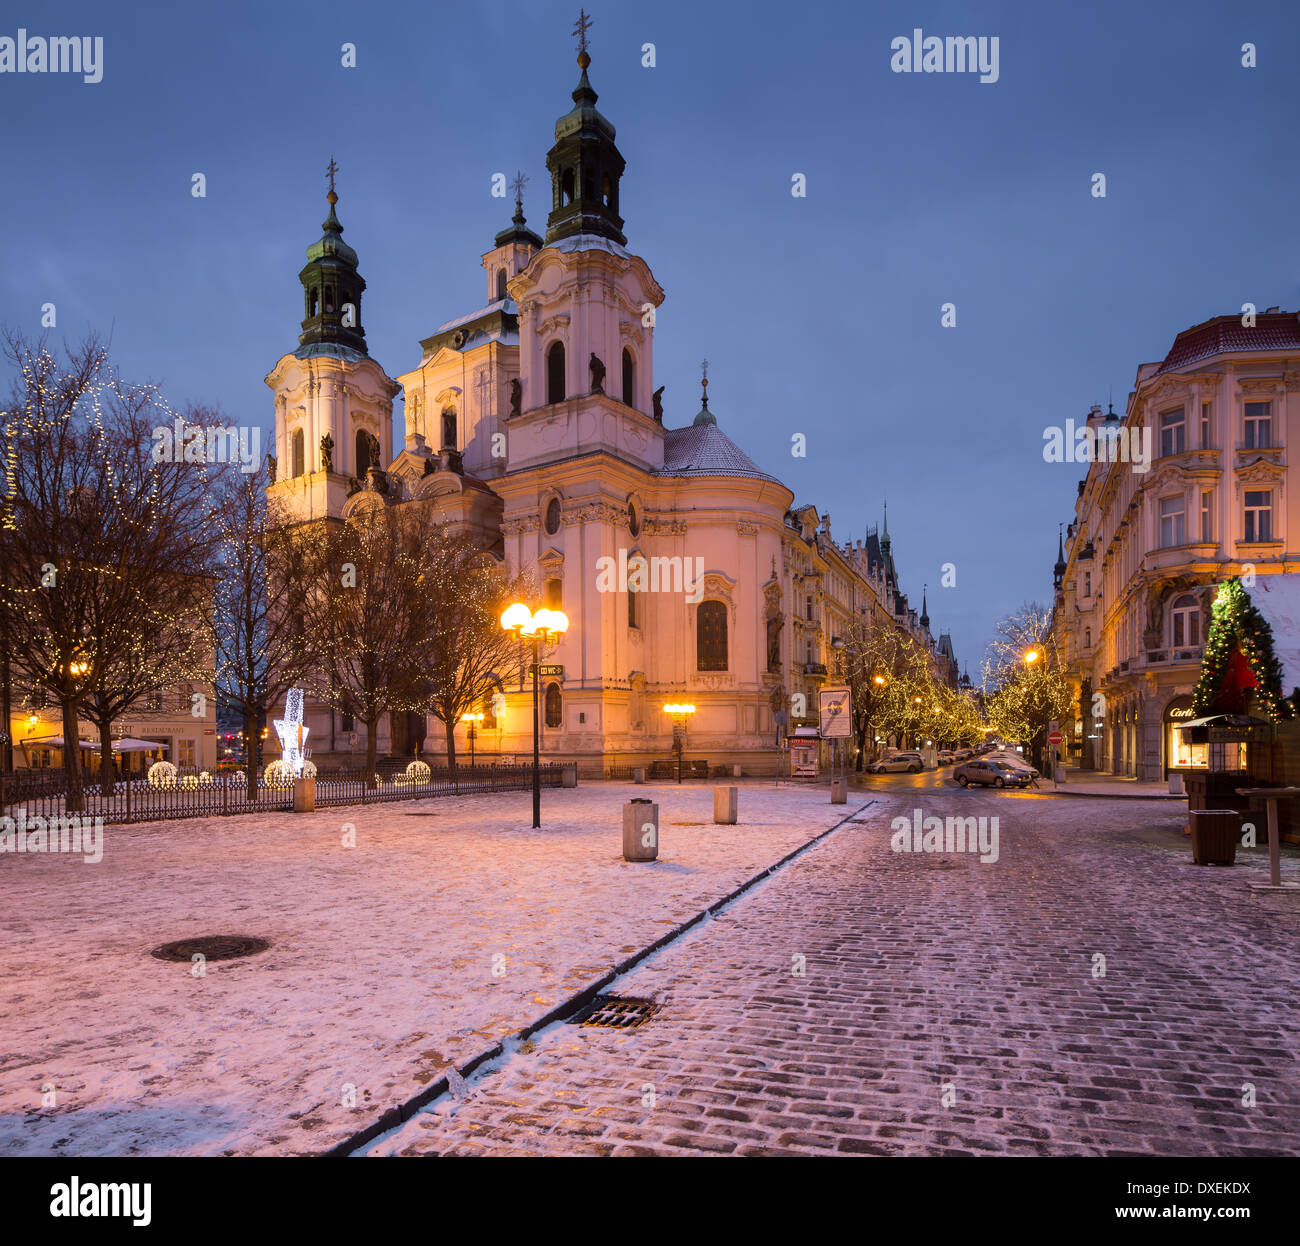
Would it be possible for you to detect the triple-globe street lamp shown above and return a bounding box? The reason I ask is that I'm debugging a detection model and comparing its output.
[500,603,569,827]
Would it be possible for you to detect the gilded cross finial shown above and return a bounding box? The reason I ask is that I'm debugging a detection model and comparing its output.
[326,156,339,203]
[510,170,528,215]
[573,9,593,57]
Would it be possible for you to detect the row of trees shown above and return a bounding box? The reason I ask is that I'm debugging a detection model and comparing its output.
[840,614,984,767]
[1,333,527,807]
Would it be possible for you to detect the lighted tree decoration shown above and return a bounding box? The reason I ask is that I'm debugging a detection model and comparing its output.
[1192,578,1292,721]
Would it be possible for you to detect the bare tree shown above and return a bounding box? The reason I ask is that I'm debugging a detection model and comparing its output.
[210,463,315,797]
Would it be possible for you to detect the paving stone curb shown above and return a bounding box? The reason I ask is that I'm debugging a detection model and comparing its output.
[320,797,880,1157]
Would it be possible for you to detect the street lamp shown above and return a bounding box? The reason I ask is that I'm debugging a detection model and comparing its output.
[663,703,696,783]
[500,603,569,827]
[461,711,484,766]
[1024,648,1040,665]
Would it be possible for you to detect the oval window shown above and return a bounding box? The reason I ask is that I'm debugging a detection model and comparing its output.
[545,497,562,534]
[628,503,640,536]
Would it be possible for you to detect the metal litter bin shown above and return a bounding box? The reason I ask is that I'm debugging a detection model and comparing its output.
[623,799,658,861]
[1190,808,1240,866]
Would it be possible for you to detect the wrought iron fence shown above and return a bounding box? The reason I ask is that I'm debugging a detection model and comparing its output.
[0,763,564,826]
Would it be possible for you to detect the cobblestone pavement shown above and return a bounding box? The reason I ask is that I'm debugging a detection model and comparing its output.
[369,791,1300,1156]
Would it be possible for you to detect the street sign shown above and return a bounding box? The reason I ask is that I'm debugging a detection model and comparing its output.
[1048,731,1063,746]
[537,664,564,678]
[818,687,852,738]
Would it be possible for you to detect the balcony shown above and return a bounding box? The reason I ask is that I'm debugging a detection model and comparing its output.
[1145,648,1202,667]
[802,663,828,677]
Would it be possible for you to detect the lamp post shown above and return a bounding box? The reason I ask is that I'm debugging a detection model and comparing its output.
[500,603,569,828]
[663,703,696,783]
[461,711,484,767]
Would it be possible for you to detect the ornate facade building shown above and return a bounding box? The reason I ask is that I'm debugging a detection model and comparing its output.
[264,38,958,774]
[1052,311,1300,779]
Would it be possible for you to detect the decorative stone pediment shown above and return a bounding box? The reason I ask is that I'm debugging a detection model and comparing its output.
[1235,458,1286,484]
[1237,377,1283,394]
[538,546,564,575]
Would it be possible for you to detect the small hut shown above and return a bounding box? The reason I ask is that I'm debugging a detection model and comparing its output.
[1183,575,1300,841]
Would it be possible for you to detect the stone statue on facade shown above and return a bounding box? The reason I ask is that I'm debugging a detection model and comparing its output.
[319,432,333,472]
[652,386,664,423]
[510,377,522,417]
[266,453,276,483]
[589,352,605,394]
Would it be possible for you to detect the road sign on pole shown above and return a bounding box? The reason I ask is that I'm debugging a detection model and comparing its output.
[1048,730,1063,746]
[819,687,852,739]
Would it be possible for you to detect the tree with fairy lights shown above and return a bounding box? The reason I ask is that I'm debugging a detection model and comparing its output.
[1192,578,1293,721]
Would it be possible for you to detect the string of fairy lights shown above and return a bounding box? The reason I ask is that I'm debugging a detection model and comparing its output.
[1192,578,1293,722]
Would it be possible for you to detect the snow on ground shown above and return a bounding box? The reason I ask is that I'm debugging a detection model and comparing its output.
[0,781,874,1156]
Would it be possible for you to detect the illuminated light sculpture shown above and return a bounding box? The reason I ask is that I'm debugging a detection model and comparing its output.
[273,687,310,777]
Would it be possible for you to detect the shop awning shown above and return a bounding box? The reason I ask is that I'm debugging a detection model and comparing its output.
[21,736,99,749]
[1176,714,1269,732]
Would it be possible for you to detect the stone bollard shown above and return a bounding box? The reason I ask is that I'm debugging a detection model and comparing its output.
[623,799,659,862]
[830,776,847,804]
[633,767,646,784]
[713,786,738,824]
[293,775,316,813]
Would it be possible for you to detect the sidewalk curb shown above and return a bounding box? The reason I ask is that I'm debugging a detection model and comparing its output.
[320,797,879,1158]
[1032,790,1188,801]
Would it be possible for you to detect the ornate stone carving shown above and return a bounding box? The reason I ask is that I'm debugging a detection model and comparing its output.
[1239,377,1284,393]
[502,515,541,536]
[537,313,570,338]
[737,520,759,537]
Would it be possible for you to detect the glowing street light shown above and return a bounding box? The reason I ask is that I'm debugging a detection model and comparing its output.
[1024,648,1041,665]
[460,711,485,766]
[663,703,696,783]
[501,603,569,827]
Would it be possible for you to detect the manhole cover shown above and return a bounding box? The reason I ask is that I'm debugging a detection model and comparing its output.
[151,935,270,963]
[568,994,660,1029]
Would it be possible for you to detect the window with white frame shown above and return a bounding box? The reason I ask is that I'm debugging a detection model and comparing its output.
[1170,594,1200,649]
[1243,489,1274,542]
[1200,490,1213,543]
[1244,401,1273,449]
[1159,495,1186,548]
[1160,407,1186,457]
[1200,402,1212,449]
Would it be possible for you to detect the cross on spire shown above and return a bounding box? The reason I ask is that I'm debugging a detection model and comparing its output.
[510,170,528,215]
[573,8,593,57]
[326,156,339,200]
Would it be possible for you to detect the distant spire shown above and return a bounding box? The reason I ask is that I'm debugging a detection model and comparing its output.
[510,170,528,223]
[692,358,717,426]
[881,500,891,548]
[920,585,930,629]
[1054,523,1067,588]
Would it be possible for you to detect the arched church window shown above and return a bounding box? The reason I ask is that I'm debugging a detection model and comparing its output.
[583,171,595,201]
[561,169,575,205]
[441,407,457,450]
[544,497,562,535]
[545,578,563,610]
[628,580,640,629]
[603,174,613,207]
[356,429,371,476]
[544,682,562,728]
[697,600,729,672]
[324,288,335,314]
[310,289,319,318]
[622,349,635,407]
[547,342,566,404]
[291,429,304,478]
[496,268,507,300]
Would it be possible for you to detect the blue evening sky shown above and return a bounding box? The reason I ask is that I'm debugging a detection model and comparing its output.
[2,0,1297,667]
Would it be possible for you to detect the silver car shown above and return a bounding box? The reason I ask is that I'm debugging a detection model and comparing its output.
[868,751,924,774]
[954,759,1031,788]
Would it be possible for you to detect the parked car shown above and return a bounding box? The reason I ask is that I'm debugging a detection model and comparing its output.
[936,750,955,764]
[868,751,925,773]
[987,751,1040,779]
[954,748,974,761]
[954,759,1032,788]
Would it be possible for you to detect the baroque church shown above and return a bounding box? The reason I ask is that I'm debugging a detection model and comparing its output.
[265,34,957,776]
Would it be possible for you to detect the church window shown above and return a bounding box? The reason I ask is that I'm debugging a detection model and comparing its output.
[544,497,562,534]
[547,342,566,404]
[561,168,575,205]
[628,502,640,537]
[324,288,335,314]
[356,429,371,476]
[545,683,562,728]
[603,174,613,207]
[545,578,563,610]
[291,429,305,477]
[583,170,595,201]
[310,288,319,318]
[622,349,635,407]
[628,581,640,629]
[496,268,507,300]
[697,600,729,671]
[441,407,457,449]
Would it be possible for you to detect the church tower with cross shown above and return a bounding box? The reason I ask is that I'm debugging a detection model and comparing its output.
[265,161,400,526]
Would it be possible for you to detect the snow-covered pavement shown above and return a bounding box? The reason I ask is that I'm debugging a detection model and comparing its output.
[0,781,873,1156]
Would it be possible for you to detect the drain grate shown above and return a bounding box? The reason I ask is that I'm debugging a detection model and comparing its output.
[568,994,660,1029]
[151,935,270,963]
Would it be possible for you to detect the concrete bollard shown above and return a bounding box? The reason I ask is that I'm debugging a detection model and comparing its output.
[633,767,646,784]
[623,799,659,861]
[830,776,847,804]
[293,776,316,812]
[713,786,738,824]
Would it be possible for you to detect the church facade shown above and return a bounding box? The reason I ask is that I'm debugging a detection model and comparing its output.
[265,40,957,776]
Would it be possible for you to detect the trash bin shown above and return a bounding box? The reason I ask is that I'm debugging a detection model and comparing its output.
[713,786,738,824]
[830,776,847,804]
[293,776,316,812]
[633,768,646,784]
[1190,809,1240,865]
[623,799,658,862]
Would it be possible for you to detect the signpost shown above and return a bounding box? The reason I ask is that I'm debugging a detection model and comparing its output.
[819,687,852,803]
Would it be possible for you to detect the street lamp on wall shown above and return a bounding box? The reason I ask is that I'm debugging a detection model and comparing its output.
[500,603,569,827]
[663,703,696,783]
[461,711,485,766]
